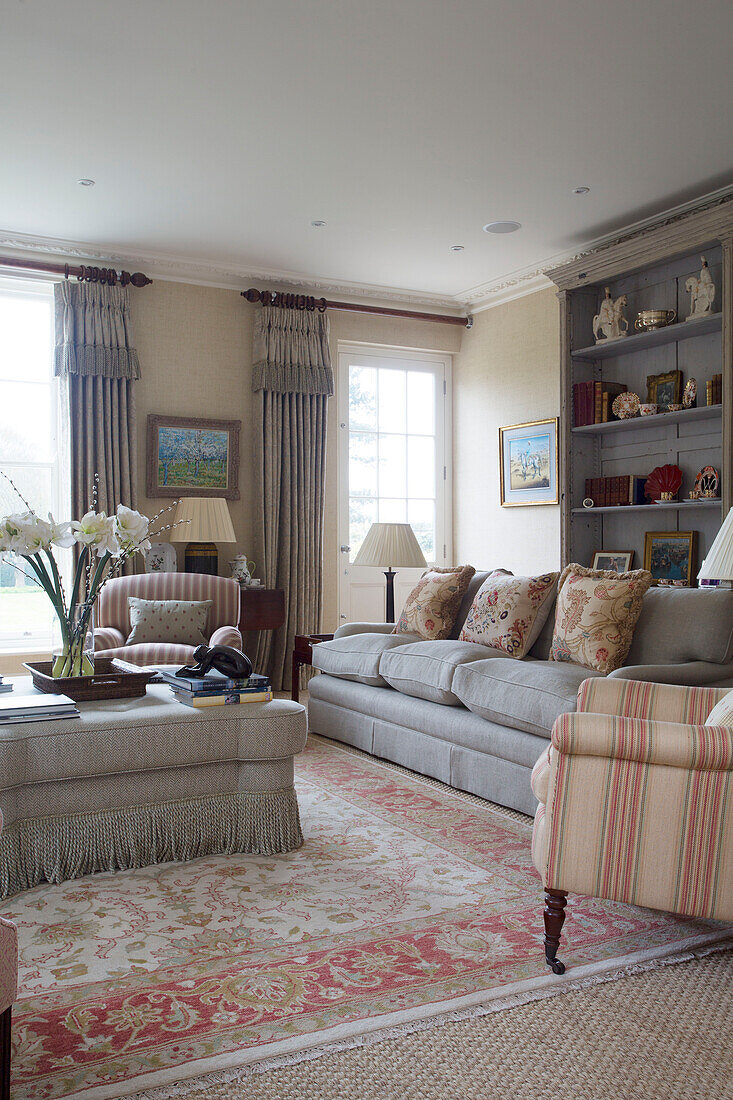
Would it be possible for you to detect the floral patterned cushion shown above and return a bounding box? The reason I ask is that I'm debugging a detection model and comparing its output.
[126,597,212,646]
[705,691,733,727]
[550,563,652,674]
[459,571,559,658]
[394,566,476,640]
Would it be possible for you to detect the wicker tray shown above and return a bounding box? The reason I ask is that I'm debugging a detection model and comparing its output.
[23,658,156,702]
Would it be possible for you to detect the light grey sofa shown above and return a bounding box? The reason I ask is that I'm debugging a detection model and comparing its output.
[308,572,733,815]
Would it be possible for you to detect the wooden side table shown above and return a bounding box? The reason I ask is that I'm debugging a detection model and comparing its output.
[292,633,333,702]
[237,587,285,633]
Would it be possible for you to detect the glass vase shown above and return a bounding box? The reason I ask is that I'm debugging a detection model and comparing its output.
[52,607,95,678]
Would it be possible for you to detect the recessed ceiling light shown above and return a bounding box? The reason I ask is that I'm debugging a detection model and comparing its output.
[483,220,521,234]
[572,186,590,195]
[450,244,464,252]
[310,219,327,228]
[77,178,96,187]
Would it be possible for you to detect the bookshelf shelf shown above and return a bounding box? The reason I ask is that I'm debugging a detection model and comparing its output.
[572,404,722,435]
[572,500,722,516]
[571,312,722,361]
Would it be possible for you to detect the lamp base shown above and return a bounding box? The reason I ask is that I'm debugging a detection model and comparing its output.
[384,569,397,623]
[184,542,218,576]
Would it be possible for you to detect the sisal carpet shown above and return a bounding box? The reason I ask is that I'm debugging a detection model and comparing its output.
[5,736,731,1099]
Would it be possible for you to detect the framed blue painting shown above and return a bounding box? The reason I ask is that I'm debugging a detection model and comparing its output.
[147,415,241,500]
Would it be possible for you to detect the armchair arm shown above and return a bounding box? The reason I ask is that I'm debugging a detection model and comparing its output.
[552,710,733,772]
[609,660,733,687]
[577,677,729,724]
[334,622,396,639]
[94,626,126,651]
[210,625,243,649]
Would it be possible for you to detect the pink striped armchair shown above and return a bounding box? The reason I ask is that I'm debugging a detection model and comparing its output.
[0,813,18,1100]
[532,679,733,973]
[94,572,242,667]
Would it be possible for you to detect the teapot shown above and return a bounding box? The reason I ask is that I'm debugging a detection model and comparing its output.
[229,554,256,585]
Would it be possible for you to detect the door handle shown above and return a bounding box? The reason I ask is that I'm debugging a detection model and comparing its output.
[340,545,351,553]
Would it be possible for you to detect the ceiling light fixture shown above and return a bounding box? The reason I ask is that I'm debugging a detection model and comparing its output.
[77,178,96,187]
[310,219,327,228]
[450,244,464,252]
[572,186,590,195]
[483,220,521,234]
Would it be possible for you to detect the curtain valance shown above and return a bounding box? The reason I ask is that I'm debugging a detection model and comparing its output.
[54,282,141,379]
[252,306,333,395]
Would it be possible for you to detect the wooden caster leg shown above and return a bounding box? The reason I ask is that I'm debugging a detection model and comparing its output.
[543,888,567,974]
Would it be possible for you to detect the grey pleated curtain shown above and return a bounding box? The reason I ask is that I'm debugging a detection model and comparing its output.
[252,307,333,689]
[54,282,140,520]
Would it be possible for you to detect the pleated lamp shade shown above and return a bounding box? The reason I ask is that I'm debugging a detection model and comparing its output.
[698,508,733,584]
[171,497,237,543]
[353,523,426,569]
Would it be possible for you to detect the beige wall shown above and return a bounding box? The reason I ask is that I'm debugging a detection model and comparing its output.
[452,287,561,574]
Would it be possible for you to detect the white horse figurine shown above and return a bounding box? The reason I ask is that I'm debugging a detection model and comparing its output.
[685,256,715,320]
[593,287,628,342]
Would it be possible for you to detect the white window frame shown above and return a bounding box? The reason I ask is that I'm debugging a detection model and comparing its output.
[0,275,69,654]
[337,341,453,586]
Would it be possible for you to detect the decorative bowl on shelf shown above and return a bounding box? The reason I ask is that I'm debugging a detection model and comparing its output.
[612,392,640,419]
[694,465,720,498]
[639,403,658,416]
[644,464,683,503]
[634,309,677,331]
[666,403,684,413]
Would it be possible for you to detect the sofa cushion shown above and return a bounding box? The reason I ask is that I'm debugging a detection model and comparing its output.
[453,658,603,738]
[380,640,508,706]
[627,587,733,666]
[311,632,421,686]
[394,566,476,640]
[459,572,559,658]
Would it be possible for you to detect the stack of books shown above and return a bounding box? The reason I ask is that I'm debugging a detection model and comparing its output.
[0,692,79,724]
[0,676,11,695]
[573,381,626,426]
[585,475,647,507]
[706,374,722,406]
[161,669,273,708]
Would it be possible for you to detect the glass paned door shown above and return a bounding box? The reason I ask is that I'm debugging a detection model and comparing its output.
[338,346,451,625]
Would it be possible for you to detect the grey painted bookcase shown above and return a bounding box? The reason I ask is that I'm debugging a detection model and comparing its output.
[548,196,733,576]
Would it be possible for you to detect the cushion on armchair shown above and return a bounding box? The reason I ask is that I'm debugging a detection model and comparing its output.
[126,597,212,646]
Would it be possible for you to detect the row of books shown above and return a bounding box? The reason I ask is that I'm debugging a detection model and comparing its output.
[585,475,647,508]
[573,381,626,427]
[0,692,79,724]
[161,669,273,708]
[706,375,722,406]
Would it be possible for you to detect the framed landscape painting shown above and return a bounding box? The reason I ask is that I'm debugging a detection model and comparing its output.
[499,418,559,506]
[146,415,241,500]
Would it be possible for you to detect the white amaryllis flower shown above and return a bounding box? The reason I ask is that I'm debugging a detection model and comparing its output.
[71,511,120,557]
[1,512,52,554]
[47,515,75,549]
[114,505,151,553]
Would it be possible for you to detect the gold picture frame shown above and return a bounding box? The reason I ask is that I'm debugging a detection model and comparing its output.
[646,370,682,407]
[643,531,697,586]
[499,418,559,507]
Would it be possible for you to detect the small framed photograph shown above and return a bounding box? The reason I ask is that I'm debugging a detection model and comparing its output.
[499,418,559,507]
[643,531,697,586]
[147,415,241,500]
[646,370,682,407]
[592,551,634,573]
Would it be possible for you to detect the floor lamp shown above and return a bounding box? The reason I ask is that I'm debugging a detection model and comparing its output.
[353,522,426,622]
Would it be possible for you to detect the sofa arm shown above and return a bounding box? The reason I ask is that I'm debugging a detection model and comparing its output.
[334,622,396,639]
[552,710,733,771]
[210,625,243,650]
[609,660,733,687]
[94,626,126,651]
[577,677,729,724]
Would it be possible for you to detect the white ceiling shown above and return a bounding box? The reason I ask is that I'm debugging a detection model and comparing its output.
[2,0,732,304]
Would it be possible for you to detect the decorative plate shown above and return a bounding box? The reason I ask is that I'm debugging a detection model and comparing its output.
[612,391,640,419]
[694,465,720,496]
[644,464,683,501]
[682,378,697,408]
[145,542,178,573]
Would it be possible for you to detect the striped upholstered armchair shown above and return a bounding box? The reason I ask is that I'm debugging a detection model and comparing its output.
[94,572,242,667]
[532,678,733,973]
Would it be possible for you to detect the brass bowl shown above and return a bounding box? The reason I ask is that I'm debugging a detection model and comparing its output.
[634,309,676,331]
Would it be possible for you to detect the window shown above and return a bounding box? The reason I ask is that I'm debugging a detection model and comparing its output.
[0,277,70,652]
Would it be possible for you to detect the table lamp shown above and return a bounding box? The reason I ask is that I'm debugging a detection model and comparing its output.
[353,522,426,622]
[171,497,236,575]
[698,508,733,589]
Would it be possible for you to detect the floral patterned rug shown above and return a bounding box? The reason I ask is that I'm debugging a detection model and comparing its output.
[5,737,730,1100]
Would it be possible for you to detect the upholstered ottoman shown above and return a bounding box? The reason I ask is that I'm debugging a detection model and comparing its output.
[0,684,307,898]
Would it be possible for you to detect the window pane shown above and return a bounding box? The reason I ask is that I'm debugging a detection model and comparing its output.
[408,499,435,560]
[379,498,406,523]
[378,434,406,498]
[0,465,53,516]
[407,372,435,435]
[0,294,53,382]
[348,366,377,431]
[349,496,377,560]
[349,431,377,497]
[407,436,435,498]
[378,369,406,433]
[0,382,53,462]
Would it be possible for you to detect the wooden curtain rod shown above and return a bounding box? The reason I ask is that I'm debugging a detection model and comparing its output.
[0,254,152,287]
[242,287,472,328]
